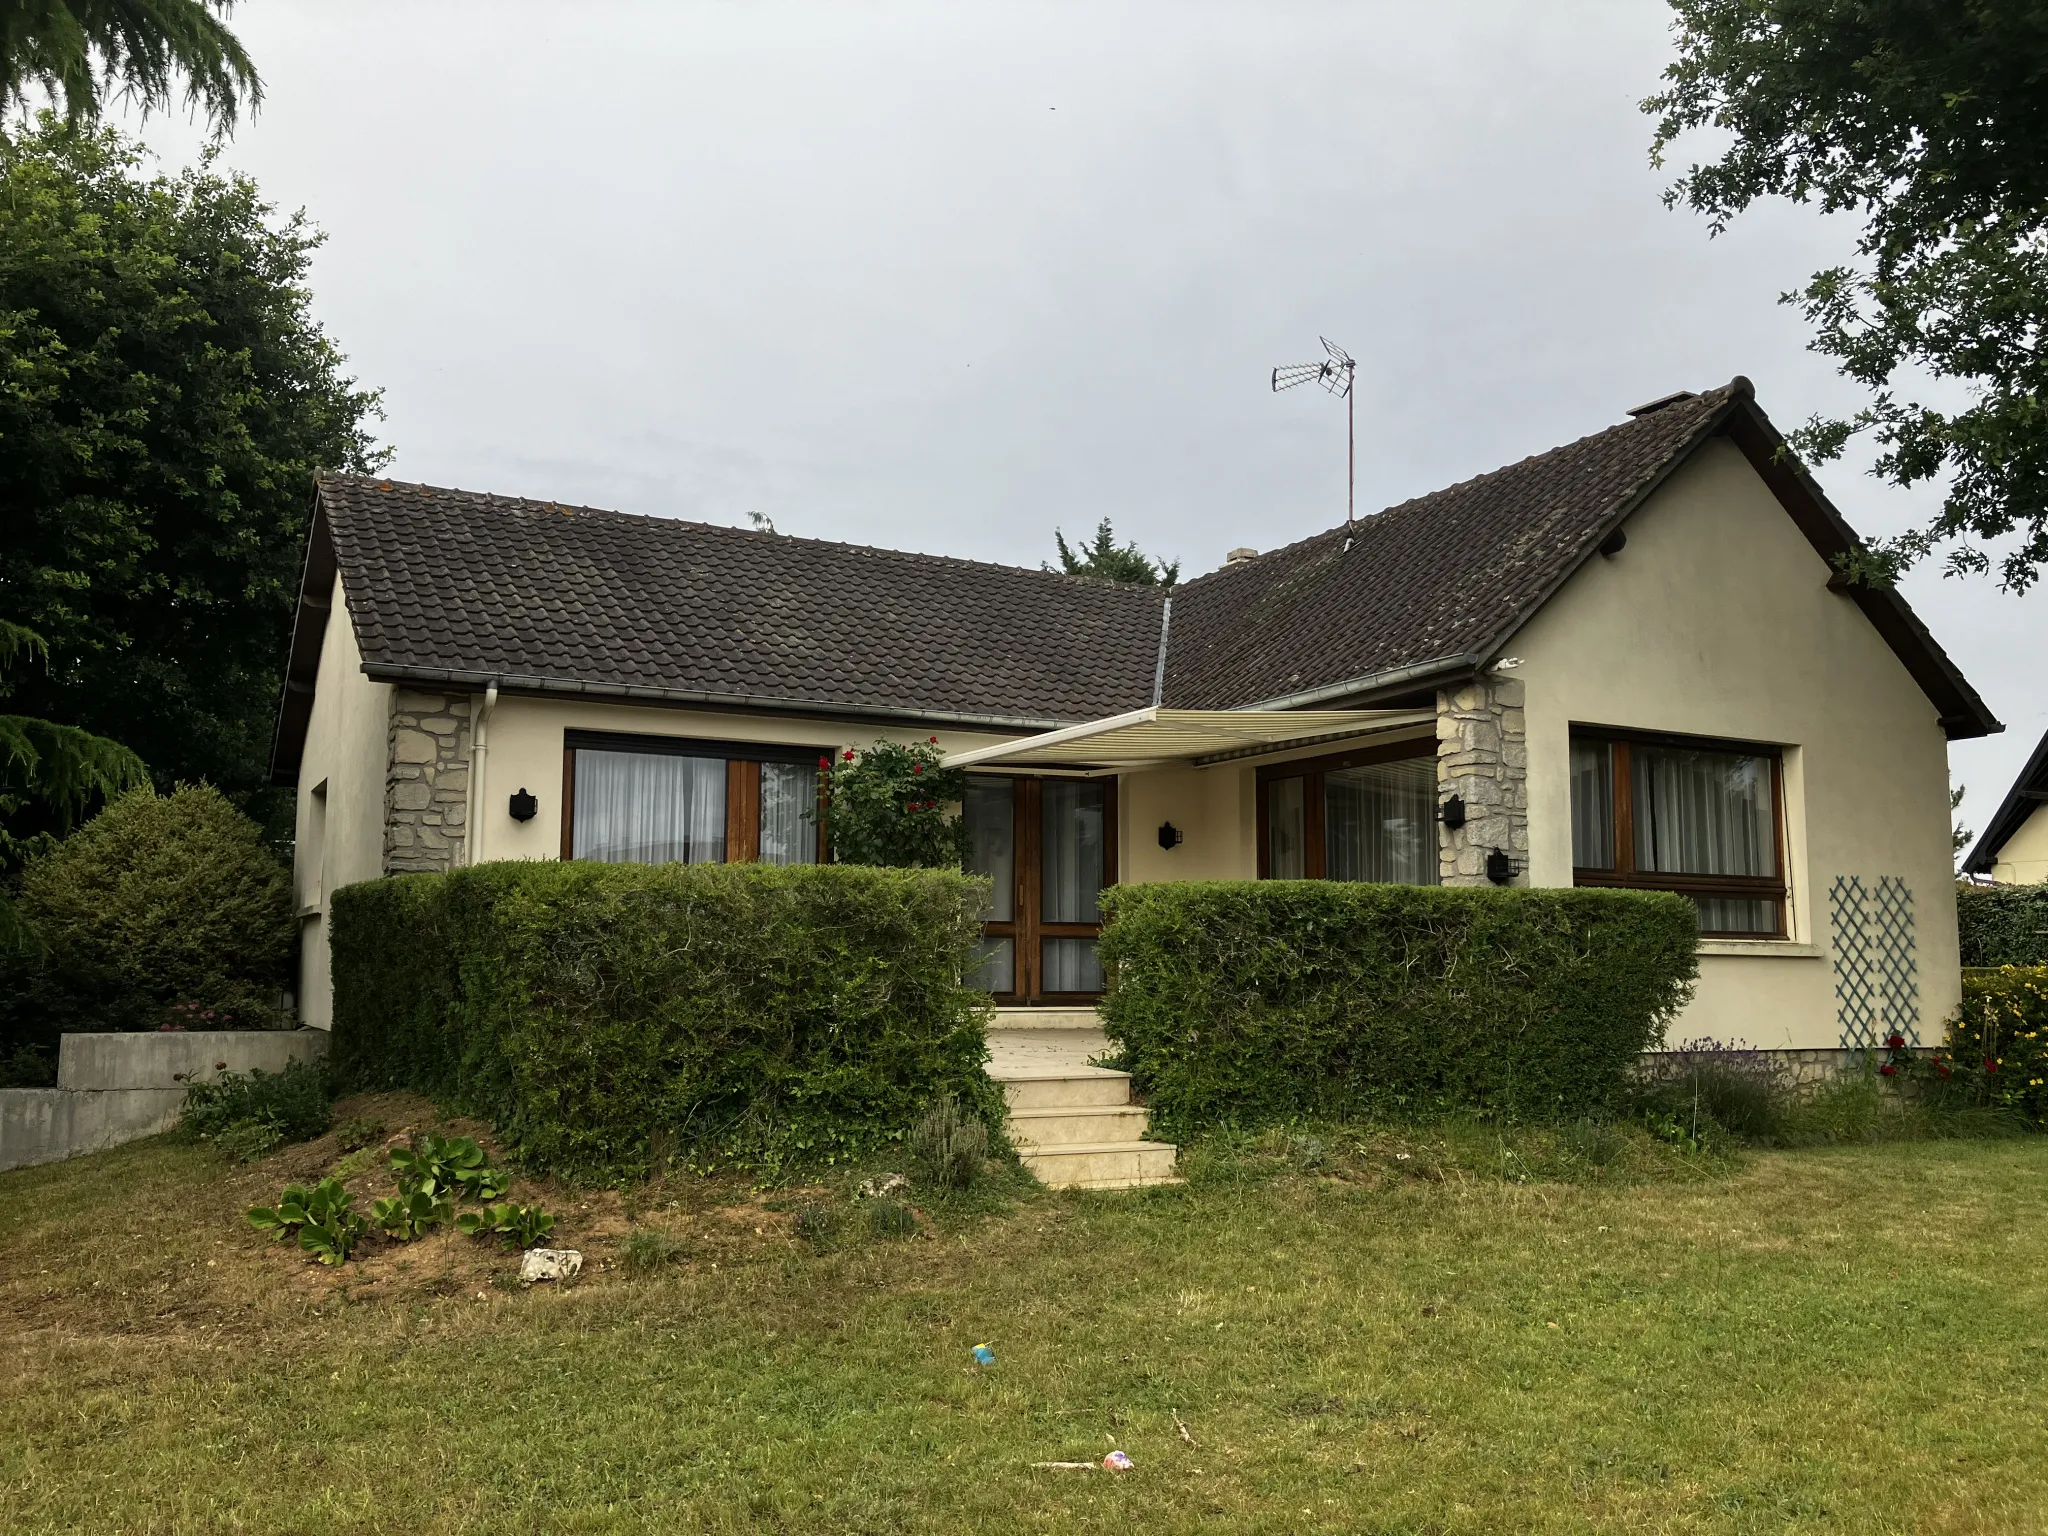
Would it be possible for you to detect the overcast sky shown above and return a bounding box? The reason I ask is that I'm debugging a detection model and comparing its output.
[131,0,2045,852]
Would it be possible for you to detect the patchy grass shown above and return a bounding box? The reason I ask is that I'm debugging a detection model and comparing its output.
[1,1102,2045,1533]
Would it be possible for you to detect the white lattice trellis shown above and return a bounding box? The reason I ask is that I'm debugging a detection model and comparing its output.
[1831,876,1877,1048]
[1873,876,1921,1045]
[1831,874,1919,1048]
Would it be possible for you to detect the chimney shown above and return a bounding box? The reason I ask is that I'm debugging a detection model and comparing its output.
[1225,547,1258,565]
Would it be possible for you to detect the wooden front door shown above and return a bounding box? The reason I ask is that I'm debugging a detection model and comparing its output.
[964,774,1117,1004]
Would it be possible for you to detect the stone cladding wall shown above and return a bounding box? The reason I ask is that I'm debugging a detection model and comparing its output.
[1436,674,1529,887]
[385,690,472,875]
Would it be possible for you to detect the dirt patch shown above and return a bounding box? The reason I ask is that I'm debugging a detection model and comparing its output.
[0,1092,861,1342]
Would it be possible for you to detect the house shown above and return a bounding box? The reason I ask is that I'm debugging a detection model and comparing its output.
[1961,727,2048,884]
[274,377,1999,1055]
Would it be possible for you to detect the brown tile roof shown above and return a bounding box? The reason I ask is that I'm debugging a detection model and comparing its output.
[316,478,1167,727]
[1161,385,1734,707]
[271,378,1997,781]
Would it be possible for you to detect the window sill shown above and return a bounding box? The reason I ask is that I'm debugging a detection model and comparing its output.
[1697,938,1821,960]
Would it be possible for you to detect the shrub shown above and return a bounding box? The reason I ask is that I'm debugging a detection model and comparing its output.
[330,860,996,1181]
[819,738,967,868]
[1941,965,2048,1122]
[181,1059,333,1157]
[1096,881,1698,1135]
[4,786,293,1061]
[1633,1039,1794,1143]
[1956,885,2048,968]
[909,1094,989,1191]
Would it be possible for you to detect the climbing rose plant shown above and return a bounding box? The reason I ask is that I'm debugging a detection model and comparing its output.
[815,738,968,869]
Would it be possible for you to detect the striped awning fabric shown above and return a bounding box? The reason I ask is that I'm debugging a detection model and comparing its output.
[941,707,1436,773]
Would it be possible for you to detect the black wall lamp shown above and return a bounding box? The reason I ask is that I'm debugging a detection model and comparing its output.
[1438,795,1466,831]
[1157,821,1184,851]
[508,788,538,823]
[1485,848,1523,886]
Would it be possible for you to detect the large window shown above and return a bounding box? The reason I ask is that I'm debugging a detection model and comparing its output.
[1569,729,1786,937]
[1255,741,1439,885]
[563,731,825,866]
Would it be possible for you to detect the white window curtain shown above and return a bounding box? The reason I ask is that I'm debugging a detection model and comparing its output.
[1040,780,1106,923]
[572,750,726,865]
[964,778,1016,922]
[1042,937,1102,993]
[759,762,819,866]
[1631,746,1774,878]
[1324,758,1438,885]
[1569,740,1615,869]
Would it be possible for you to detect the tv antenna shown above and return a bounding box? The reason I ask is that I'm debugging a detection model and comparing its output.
[1272,336,1357,525]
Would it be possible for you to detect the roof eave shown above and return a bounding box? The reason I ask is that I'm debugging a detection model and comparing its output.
[355,662,1074,736]
[267,495,338,787]
[1962,725,2048,872]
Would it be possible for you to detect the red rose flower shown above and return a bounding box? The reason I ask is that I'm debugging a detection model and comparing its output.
[1985,1057,2000,1073]
[912,762,923,775]
[929,736,938,744]
[1879,1063,1897,1077]
[1885,1033,1905,1050]
[1937,1064,1952,1078]
[843,749,856,761]
[818,756,831,768]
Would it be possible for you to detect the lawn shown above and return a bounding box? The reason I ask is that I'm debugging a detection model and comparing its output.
[2,1104,2044,1534]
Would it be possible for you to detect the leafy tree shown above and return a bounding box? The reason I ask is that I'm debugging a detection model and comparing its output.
[816,738,969,869]
[0,0,259,134]
[1049,519,1180,586]
[0,617,147,949]
[0,117,387,847]
[1647,0,2048,589]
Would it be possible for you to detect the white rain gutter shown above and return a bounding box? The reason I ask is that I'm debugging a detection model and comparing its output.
[464,680,498,866]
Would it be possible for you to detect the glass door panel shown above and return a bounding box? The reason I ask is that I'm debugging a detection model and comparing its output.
[964,775,1114,1002]
[964,776,1019,993]
[1267,775,1307,878]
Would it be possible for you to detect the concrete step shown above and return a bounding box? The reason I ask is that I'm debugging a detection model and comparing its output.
[1007,1103,1152,1147]
[1018,1140,1182,1190]
[1000,1071,1133,1112]
[990,1007,1102,1031]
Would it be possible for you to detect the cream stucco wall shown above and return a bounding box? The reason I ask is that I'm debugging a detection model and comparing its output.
[291,575,392,1029]
[1507,436,1962,1050]
[465,695,1024,866]
[1989,802,2048,885]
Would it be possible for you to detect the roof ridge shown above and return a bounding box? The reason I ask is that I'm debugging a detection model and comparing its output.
[317,473,1170,598]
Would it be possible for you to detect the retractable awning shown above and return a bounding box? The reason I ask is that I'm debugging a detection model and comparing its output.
[941,707,1436,773]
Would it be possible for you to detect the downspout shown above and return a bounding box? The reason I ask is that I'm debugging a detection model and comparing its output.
[464,681,498,867]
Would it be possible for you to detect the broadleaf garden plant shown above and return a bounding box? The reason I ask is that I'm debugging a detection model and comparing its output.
[250,1133,552,1263]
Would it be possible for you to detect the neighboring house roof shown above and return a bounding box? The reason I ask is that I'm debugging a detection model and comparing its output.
[270,377,2002,783]
[1962,725,2048,875]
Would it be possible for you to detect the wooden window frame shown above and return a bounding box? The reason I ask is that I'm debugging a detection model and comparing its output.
[560,729,830,865]
[1569,726,1788,939]
[974,774,1118,1005]
[1254,736,1437,881]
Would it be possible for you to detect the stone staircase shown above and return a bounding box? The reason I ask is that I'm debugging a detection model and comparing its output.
[987,1008,1179,1190]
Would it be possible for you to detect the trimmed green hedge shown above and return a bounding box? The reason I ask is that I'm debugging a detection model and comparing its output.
[330,861,995,1181]
[1956,884,2048,968]
[1097,882,1699,1134]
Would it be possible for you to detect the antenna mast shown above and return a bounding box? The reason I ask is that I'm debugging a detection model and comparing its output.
[1271,337,1358,525]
